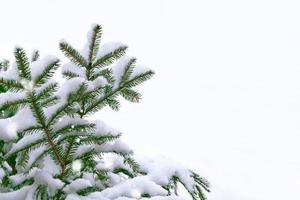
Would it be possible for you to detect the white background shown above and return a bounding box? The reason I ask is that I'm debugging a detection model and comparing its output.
[0,0,300,199]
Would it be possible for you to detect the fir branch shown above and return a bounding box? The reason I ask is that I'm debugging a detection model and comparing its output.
[106,98,120,111]
[36,82,58,100]
[92,46,128,68]
[34,59,60,85]
[88,24,102,63]
[17,125,43,138]
[0,98,28,113]
[64,137,78,162]
[119,58,136,85]
[47,84,87,126]
[35,185,50,200]
[84,71,153,115]
[192,171,210,192]
[29,92,47,126]
[76,186,100,196]
[113,167,134,178]
[26,91,66,175]
[43,127,66,175]
[14,47,31,79]
[41,96,59,107]
[62,71,80,79]
[0,59,9,71]
[25,149,50,174]
[6,138,47,157]
[17,149,30,169]
[121,70,154,88]
[59,42,88,68]
[0,78,23,91]
[55,123,95,136]
[79,134,120,145]
[31,50,40,62]
[90,68,114,83]
[120,88,141,103]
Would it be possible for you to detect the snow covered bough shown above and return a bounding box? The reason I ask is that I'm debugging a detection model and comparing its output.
[0,24,210,200]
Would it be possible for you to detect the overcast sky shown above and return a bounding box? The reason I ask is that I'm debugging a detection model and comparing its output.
[1,0,300,199]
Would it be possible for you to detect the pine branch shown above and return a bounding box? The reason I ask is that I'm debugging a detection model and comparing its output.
[31,50,40,62]
[113,167,134,178]
[59,42,88,68]
[84,71,154,115]
[88,24,102,63]
[17,149,30,169]
[64,137,77,162]
[36,82,58,100]
[0,59,9,71]
[0,98,28,113]
[47,84,87,126]
[26,91,66,175]
[120,88,141,103]
[17,125,43,138]
[106,98,120,111]
[79,134,120,145]
[7,137,47,157]
[62,71,80,79]
[90,68,114,83]
[119,58,136,85]
[92,46,128,68]
[121,70,154,88]
[25,149,50,174]
[14,47,31,79]
[43,127,66,175]
[41,96,59,107]
[29,92,46,126]
[34,59,60,85]
[0,78,23,91]
[55,123,95,136]
[0,24,209,200]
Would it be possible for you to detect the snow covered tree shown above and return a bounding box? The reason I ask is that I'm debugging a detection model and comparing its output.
[0,24,210,200]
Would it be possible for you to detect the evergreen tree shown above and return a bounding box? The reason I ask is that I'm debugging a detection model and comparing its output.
[0,24,210,200]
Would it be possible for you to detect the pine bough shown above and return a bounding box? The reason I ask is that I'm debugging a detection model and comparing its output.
[0,24,210,200]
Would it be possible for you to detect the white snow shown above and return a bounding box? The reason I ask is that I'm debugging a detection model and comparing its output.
[112,56,133,88]
[0,107,36,141]
[0,91,25,105]
[0,63,19,81]
[44,77,85,118]
[0,186,31,200]
[9,132,44,154]
[52,115,88,132]
[61,62,86,78]
[93,120,120,136]
[30,55,58,81]
[87,77,107,90]
[89,176,168,199]
[71,160,83,173]
[64,179,92,193]
[34,170,64,195]
[135,155,195,192]
[97,42,126,59]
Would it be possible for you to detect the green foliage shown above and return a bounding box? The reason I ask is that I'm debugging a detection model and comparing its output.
[35,185,49,200]
[0,59,17,118]
[0,59,9,71]
[0,24,209,200]
[31,50,40,62]
[59,24,154,117]
[15,47,31,80]
[76,186,100,196]
[34,59,59,86]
